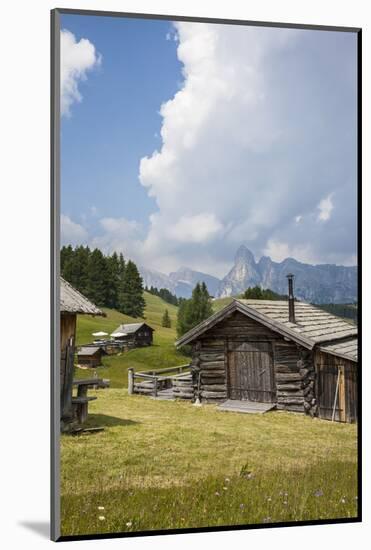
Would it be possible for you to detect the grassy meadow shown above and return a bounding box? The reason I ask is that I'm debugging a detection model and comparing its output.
[60,292,358,537]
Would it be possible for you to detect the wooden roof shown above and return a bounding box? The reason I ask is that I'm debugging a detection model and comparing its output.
[176,299,357,362]
[60,277,105,316]
[77,346,105,356]
[319,338,358,362]
[111,322,154,335]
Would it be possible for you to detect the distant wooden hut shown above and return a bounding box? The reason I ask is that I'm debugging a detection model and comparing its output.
[111,322,154,347]
[77,346,106,368]
[176,278,358,423]
[60,277,105,430]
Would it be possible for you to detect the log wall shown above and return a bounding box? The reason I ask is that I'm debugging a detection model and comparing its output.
[274,341,315,415]
[190,311,316,413]
[193,339,227,403]
[77,355,103,368]
[186,311,357,422]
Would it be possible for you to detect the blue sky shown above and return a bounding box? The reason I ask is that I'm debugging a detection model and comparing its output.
[60,15,357,277]
[61,14,181,234]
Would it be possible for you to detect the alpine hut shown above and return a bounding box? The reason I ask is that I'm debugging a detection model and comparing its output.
[111,322,154,347]
[77,346,107,368]
[60,277,105,430]
[176,275,358,423]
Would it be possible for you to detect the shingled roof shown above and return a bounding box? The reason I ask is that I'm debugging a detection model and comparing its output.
[60,277,105,316]
[77,346,105,356]
[319,339,358,362]
[176,299,357,362]
[111,322,154,335]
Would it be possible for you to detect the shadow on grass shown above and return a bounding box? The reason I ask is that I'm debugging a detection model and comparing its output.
[84,414,139,428]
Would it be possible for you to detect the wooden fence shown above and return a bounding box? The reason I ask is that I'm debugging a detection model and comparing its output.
[128,364,193,398]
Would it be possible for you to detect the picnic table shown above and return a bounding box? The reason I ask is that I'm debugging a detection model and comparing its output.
[72,378,110,423]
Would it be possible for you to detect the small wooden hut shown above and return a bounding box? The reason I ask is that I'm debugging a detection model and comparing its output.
[176,291,358,423]
[77,346,106,368]
[60,277,105,430]
[111,322,154,347]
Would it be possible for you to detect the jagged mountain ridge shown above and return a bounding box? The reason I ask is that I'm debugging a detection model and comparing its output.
[140,265,220,299]
[217,245,357,303]
[140,245,357,304]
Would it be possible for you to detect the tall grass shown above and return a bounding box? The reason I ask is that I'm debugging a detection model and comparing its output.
[61,390,358,537]
[61,460,357,536]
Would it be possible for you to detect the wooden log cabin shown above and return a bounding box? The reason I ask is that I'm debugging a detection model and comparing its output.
[77,346,106,368]
[60,277,105,431]
[176,282,358,423]
[111,322,154,347]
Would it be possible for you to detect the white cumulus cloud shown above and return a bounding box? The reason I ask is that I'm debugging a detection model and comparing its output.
[136,23,356,272]
[317,193,334,222]
[62,24,356,274]
[61,29,101,116]
[90,217,144,258]
[170,213,223,243]
[138,22,301,273]
[61,214,88,245]
[263,239,316,264]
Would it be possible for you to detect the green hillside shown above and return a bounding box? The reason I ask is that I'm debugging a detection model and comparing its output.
[75,291,188,388]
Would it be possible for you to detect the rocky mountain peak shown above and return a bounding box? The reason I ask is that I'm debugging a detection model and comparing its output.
[140,245,357,304]
[234,244,256,265]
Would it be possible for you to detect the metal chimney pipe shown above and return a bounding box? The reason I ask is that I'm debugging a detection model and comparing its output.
[286,273,295,323]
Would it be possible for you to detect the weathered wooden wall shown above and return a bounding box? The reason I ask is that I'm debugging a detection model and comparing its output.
[187,311,357,423]
[60,313,76,395]
[315,350,357,423]
[191,311,281,404]
[228,341,275,402]
[190,311,317,414]
[77,354,102,368]
[113,331,153,347]
[60,313,77,428]
[61,312,76,351]
[274,341,315,415]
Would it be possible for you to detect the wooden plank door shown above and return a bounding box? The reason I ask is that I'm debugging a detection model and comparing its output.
[228,342,275,402]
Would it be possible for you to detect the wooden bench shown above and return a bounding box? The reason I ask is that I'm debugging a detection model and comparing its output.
[72,396,97,423]
[72,378,110,424]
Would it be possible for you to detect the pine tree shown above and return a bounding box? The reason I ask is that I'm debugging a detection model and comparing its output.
[162,309,171,328]
[243,286,286,300]
[118,260,145,317]
[177,282,213,337]
[86,248,108,306]
[199,281,213,319]
[105,252,120,309]
[61,245,90,295]
[60,245,73,275]
[176,299,191,337]
[117,253,126,312]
